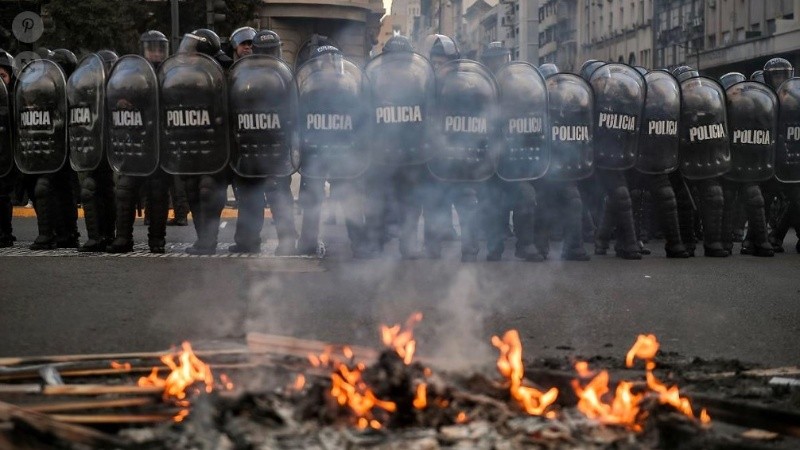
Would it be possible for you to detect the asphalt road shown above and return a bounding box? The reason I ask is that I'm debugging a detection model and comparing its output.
[1,214,799,369]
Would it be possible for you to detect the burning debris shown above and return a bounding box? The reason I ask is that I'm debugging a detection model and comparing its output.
[0,320,799,449]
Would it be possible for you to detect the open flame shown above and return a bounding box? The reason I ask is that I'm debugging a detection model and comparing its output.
[381,312,423,364]
[573,334,710,430]
[491,330,558,417]
[110,361,131,371]
[330,362,397,429]
[571,368,646,431]
[137,342,215,401]
[413,383,428,409]
[627,335,710,424]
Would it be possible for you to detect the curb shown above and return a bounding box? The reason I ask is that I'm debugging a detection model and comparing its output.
[12,207,273,219]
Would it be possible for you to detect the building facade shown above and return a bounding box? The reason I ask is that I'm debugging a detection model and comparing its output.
[538,0,578,72]
[580,0,653,68]
[255,0,385,67]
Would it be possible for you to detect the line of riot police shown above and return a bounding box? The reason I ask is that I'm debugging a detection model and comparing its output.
[0,29,797,261]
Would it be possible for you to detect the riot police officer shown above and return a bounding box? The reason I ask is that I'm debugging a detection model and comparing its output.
[763,58,800,253]
[718,71,775,257]
[69,50,118,252]
[295,40,370,257]
[18,49,80,249]
[167,29,231,255]
[227,29,298,255]
[674,66,730,257]
[362,35,433,259]
[418,34,468,259]
[0,50,17,247]
[480,42,543,261]
[107,31,171,253]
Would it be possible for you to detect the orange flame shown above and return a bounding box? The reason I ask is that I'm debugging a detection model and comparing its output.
[137,342,214,401]
[110,361,131,371]
[626,334,659,368]
[456,411,468,423]
[700,408,711,425]
[491,330,558,416]
[572,369,645,431]
[330,362,397,429]
[381,312,423,364]
[413,383,427,409]
[575,361,592,378]
[645,361,708,422]
[219,373,234,391]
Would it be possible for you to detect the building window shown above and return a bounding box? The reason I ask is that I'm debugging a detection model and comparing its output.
[767,19,776,34]
[707,34,716,48]
[659,11,667,31]
[722,31,731,44]
[640,0,645,24]
[736,27,744,41]
[670,6,678,28]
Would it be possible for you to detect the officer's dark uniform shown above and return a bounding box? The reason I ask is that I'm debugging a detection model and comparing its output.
[74,50,119,252]
[107,31,172,254]
[228,28,298,255]
[0,50,18,247]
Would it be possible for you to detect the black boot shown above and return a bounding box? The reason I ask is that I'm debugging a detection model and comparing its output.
[742,184,773,257]
[107,175,139,253]
[594,198,614,255]
[701,181,729,257]
[652,182,689,258]
[29,176,57,250]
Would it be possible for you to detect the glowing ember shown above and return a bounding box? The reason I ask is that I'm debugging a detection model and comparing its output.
[456,411,468,423]
[413,383,427,409]
[572,369,645,431]
[381,312,423,364]
[137,341,214,401]
[700,408,711,425]
[625,334,659,368]
[491,330,559,416]
[110,361,131,371]
[292,374,306,391]
[330,362,397,429]
[575,361,592,378]
[220,373,234,391]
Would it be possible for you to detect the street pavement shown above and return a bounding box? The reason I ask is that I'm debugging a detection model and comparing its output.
[1,213,799,370]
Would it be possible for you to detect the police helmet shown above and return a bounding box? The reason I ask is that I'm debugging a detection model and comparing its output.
[634,66,648,76]
[579,60,605,81]
[51,48,78,77]
[420,34,459,62]
[719,72,746,90]
[140,30,169,64]
[383,35,413,53]
[538,63,559,79]
[230,26,257,48]
[96,49,119,74]
[763,57,794,90]
[295,34,338,69]
[750,70,765,84]
[178,28,221,57]
[252,30,282,58]
[480,41,511,72]
[673,65,698,83]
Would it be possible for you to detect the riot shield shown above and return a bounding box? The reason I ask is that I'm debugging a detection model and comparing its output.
[679,76,731,180]
[636,70,681,174]
[158,53,229,175]
[67,53,106,172]
[427,60,497,181]
[364,51,435,166]
[776,77,800,183]
[229,55,297,178]
[545,73,594,181]
[106,55,159,176]
[14,59,68,175]
[296,54,368,179]
[494,62,549,181]
[724,81,777,182]
[589,63,645,170]
[0,82,12,178]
